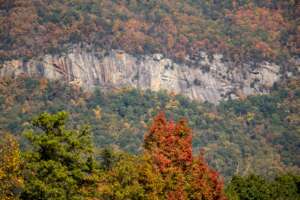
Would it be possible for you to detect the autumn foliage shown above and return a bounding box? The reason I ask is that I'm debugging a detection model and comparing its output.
[144,112,226,200]
[0,103,299,199]
[144,112,192,172]
[0,134,23,200]
[0,0,298,63]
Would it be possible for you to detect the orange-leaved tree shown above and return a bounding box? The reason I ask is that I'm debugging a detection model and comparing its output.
[144,112,226,200]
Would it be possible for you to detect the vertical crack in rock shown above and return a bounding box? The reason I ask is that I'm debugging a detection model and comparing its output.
[0,47,284,104]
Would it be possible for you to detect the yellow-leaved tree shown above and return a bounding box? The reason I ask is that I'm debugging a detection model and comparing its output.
[0,134,23,200]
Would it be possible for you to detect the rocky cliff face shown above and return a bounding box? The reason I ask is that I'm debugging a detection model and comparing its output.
[0,47,282,103]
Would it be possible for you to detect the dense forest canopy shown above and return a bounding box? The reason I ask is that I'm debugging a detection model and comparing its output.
[0,0,299,63]
[0,76,299,178]
[0,0,300,199]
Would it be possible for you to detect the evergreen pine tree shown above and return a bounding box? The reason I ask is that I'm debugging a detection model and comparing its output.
[21,112,95,200]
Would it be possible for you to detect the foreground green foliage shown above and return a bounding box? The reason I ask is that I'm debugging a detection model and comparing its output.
[226,174,300,200]
[21,112,96,200]
[98,153,165,200]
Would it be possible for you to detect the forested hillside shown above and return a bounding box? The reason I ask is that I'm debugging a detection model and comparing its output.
[0,67,299,198]
[0,76,299,178]
[0,0,300,199]
[0,0,298,63]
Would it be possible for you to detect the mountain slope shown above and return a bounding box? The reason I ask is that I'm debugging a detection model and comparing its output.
[1,0,299,104]
[0,0,298,63]
[0,76,299,178]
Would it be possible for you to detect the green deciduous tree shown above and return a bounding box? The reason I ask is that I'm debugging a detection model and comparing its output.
[226,175,272,200]
[97,153,164,200]
[226,174,300,200]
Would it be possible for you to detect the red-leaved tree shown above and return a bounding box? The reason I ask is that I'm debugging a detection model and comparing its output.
[144,112,227,200]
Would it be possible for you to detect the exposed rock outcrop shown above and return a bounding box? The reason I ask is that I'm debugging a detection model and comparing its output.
[0,47,282,103]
